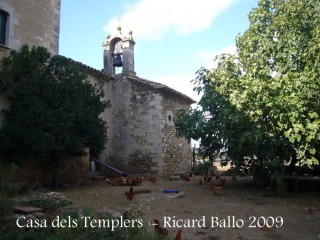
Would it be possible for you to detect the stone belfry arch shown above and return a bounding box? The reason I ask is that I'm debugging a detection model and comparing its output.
[102,25,135,75]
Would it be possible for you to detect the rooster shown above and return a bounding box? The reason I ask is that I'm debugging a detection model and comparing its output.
[211,184,221,196]
[125,186,134,201]
[173,229,182,240]
[153,219,168,237]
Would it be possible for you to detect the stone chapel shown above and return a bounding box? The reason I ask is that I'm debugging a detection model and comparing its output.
[0,0,195,183]
[96,26,195,177]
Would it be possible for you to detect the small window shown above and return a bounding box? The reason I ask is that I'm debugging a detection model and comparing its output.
[0,10,7,45]
[166,111,174,126]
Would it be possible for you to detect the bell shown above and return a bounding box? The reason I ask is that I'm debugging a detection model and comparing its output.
[113,53,122,67]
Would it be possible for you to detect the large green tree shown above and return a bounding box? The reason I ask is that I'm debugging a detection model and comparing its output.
[0,45,110,188]
[176,0,320,177]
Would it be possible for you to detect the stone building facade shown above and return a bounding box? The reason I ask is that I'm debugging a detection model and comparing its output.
[99,27,195,177]
[97,74,194,177]
[0,1,195,183]
[0,0,61,128]
[0,0,60,57]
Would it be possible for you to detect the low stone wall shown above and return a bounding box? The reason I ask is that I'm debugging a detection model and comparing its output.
[8,155,90,186]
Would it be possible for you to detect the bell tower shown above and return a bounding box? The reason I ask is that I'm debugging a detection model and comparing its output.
[103,25,135,75]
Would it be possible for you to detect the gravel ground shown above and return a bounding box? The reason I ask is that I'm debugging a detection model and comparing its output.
[60,176,320,240]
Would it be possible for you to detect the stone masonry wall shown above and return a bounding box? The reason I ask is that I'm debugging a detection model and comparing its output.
[96,75,192,177]
[127,88,163,174]
[0,0,61,54]
[100,75,163,175]
[161,94,192,176]
[10,154,90,185]
[103,75,131,170]
[0,0,61,127]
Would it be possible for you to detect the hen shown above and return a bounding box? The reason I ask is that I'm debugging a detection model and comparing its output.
[304,207,313,214]
[125,186,134,201]
[259,219,272,232]
[204,175,213,182]
[218,178,226,187]
[153,219,168,237]
[211,185,221,196]
[132,176,144,185]
[105,177,114,186]
[173,229,182,240]
[180,173,190,181]
[115,175,127,185]
[150,175,159,184]
[199,177,203,185]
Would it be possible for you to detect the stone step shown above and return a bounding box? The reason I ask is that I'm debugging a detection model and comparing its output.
[14,206,43,214]
[89,171,106,180]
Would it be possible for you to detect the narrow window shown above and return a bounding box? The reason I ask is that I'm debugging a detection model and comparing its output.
[0,10,7,45]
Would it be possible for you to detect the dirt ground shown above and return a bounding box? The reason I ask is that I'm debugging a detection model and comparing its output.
[59,174,320,240]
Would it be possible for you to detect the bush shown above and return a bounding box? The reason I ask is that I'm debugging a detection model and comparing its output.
[0,162,20,217]
[1,213,168,240]
[194,161,213,176]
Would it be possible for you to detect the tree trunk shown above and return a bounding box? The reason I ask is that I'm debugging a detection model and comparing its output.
[209,155,214,164]
[287,155,297,175]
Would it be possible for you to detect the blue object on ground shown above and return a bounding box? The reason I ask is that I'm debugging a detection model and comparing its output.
[163,189,179,193]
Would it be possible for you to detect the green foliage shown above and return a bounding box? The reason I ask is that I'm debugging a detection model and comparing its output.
[27,195,72,217]
[1,189,163,240]
[0,162,19,217]
[1,213,165,240]
[0,45,110,186]
[176,67,283,175]
[0,188,15,218]
[176,0,320,176]
[0,161,19,183]
[193,161,213,176]
[234,0,320,166]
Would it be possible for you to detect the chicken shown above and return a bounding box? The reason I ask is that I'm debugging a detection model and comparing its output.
[218,178,226,187]
[173,229,182,240]
[207,176,213,182]
[153,219,168,237]
[126,177,133,185]
[132,175,144,185]
[211,184,221,196]
[180,173,190,181]
[105,177,114,186]
[203,175,213,182]
[150,174,159,184]
[199,177,203,185]
[115,175,127,185]
[123,211,130,220]
[304,207,313,214]
[259,219,272,232]
[125,186,134,201]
